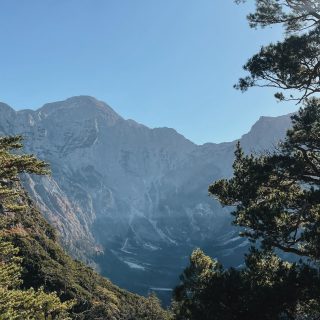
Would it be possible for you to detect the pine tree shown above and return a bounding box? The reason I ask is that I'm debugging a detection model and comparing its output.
[0,238,73,320]
[0,135,74,319]
[173,2,320,319]
[234,0,320,103]
[0,135,49,217]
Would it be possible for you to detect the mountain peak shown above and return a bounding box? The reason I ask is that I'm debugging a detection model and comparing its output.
[0,102,15,114]
[37,96,122,122]
[0,96,294,303]
[240,113,292,152]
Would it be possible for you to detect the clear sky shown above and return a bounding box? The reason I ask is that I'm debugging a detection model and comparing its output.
[0,0,298,144]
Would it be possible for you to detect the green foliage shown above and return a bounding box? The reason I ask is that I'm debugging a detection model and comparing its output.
[0,135,49,215]
[209,98,320,259]
[0,135,72,319]
[0,240,22,289]
[172,249,223,320]
[202,100,320,318]
[173,3,320,318]
[134,293,173,320]
[236,0,320,33]
[0,239,73,320]
[174,248,223,303]
[235,0,320,102]
[0,287,73,320]
[173,248,320,320]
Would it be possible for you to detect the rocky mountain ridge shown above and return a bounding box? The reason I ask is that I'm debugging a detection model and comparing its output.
[0,96,293,301]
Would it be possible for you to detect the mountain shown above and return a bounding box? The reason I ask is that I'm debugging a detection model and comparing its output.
[0,96,293,303]
[0,153,169,319]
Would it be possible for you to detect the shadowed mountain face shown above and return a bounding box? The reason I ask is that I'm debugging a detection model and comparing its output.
[0,96,292,303]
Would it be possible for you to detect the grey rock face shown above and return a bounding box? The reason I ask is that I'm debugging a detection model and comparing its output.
[0,96,292,301]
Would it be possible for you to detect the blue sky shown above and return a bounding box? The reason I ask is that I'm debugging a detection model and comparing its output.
[0,0,297,144]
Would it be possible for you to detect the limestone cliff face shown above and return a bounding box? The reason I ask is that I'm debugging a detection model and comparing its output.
[0,96,292,297]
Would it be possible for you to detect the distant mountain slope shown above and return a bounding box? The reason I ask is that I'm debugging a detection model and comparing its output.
[1,180,169,319]
[0,96,292,302]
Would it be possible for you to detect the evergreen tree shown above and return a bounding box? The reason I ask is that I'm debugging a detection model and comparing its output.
[0,135,49,216]
[209,99,320,259]
[173,1,320,319]
[173,248,320,319]
[0,135,74,319]
[0,238,73,320]
[138,293,173,320]
[234,0,320,103]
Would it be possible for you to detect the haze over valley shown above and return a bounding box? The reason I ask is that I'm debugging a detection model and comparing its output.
[0,96,292,303]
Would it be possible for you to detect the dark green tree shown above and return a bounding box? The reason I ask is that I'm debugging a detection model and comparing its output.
[0,136,74,319]
[211,2,320,259]
[173,248,320,320]
[173,1,320,319]
[0,238,74,320]
[172,249,224,320]
[0,135,49,216]
[235,0,320,102]
[209,100,320,259]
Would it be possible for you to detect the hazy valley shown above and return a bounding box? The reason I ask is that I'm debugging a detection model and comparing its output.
[0,96,292,303]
